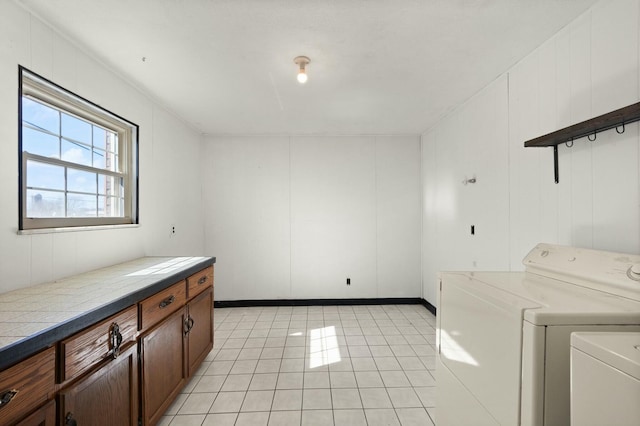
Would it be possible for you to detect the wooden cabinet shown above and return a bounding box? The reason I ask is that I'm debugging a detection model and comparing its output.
[139,280,187,331]
[57,305,139,426]
[0,261,214,426]
[139,269,214,425]
[186,287,214,376]
[59,305,138,383]
[0,347,55,426]
[140,308,187,426]
[15,400,55,426]
[58,343,138,426]
[186,266,213,298]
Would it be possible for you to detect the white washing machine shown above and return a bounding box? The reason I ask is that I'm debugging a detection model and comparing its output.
[436,243,640,426]
[570,332,640,426]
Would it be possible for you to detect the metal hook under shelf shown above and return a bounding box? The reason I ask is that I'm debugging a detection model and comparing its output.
[565,139,574,148]
[587,131,597,142]
[616,123,625,134]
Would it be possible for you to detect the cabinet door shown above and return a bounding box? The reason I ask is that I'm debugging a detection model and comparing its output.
[186,287,213,376]
[15,400,55,426]
[0,347,55,426]
[140,308,187,426]
[58,343,138,426]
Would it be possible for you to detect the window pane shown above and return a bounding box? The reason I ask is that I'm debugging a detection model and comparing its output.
[22,126,60,158]
[109,132,119,156]
[67,168,97,194]
[26,160,64,191]
[61,139,92,166]
[93,148,106,169]
[98,174,105,194]
[93,126,106,150]
[119,177,125,198]
[26,189,64,218]
[67,193,97,217]
[103,151,119,172]
[22,97,59,134]
[97,174,120,196]
[98,196,123,217]
[61,113,91,144]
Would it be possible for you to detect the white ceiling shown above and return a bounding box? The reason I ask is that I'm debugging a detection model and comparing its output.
[17,0,599,136]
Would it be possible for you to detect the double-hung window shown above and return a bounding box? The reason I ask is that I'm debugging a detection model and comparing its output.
[19,67,138,230]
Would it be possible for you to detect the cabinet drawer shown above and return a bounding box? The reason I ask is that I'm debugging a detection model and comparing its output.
[60,305,138,383]
[0,347,55,426]
[187,266,213,298]
[140,280,187,330]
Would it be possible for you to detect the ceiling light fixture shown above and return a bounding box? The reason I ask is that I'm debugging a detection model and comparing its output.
[294,56,310,84]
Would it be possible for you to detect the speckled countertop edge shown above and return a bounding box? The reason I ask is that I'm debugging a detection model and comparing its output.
[0,256,215,371]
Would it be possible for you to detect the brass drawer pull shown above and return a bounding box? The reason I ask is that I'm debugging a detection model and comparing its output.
[197,276,207,285]
[159,295,175,309]
[0,389,18,409]
[110,322,123,359]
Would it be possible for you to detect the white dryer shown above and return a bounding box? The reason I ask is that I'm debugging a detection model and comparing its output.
[436,243,640,426]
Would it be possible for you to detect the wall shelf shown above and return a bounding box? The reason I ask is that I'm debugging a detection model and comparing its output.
[524,101,640,183]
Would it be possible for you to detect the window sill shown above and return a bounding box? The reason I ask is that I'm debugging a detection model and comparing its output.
[18,223,140,235]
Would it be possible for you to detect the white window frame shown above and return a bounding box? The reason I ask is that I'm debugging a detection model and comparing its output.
[19,66,139,231]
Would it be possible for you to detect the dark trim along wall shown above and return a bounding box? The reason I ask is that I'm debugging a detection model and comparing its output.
[214,298,437,316]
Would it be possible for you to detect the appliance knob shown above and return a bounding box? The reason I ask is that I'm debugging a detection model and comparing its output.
[627,264,640,281]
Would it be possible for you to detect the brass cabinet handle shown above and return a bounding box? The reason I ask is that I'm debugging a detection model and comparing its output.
[197,276,207,285]
[0,389,18,409]
[159,295,175,309]
[110,322,123,359]
[65,412,78,426]
[183,316,195,335]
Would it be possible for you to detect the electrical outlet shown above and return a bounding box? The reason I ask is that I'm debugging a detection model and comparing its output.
[346,278,351,285]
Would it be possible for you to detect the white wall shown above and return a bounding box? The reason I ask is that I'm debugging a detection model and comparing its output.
[422,0,640,306]
[203,135,422,301]
[0,1,205,293]
[422,76,510,306]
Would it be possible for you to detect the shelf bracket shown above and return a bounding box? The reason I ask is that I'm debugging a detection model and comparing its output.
[553,145,559,184]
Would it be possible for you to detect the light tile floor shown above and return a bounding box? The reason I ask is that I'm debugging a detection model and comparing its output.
[159,304,436,426]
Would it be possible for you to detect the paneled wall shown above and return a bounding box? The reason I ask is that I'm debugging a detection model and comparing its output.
[0,2,205,293]
[203,135,422,301]
[422,76,510,305]
[422,0,640,306]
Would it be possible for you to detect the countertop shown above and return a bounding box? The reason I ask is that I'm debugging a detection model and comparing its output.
[0,256,216,371]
